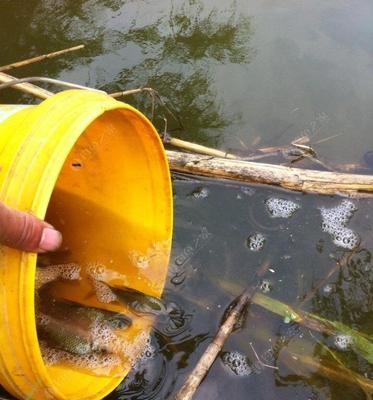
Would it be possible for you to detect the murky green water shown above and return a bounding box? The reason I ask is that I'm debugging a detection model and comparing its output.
[1,1,373,399]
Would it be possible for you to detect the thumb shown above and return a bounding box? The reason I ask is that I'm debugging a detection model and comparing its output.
[0,202,62,252]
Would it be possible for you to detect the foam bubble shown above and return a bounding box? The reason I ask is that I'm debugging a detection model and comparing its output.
[91,320,120,352]
[247,233,266,252]
[334,334,352,350]
[128,251,150,269]
[322,284,334,295]
[133,337,156,370]
[41,342,123,376]
[91,279,118,304]
[87,263,106,280]
[35,263,81,290]
[259,279,272,293]
[319,200,359,250]
[332,228,360,250]
[191,187,209,199]
[265,198,300,218]
[221,351,252,376]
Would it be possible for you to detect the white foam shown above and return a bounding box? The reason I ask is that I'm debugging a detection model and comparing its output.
[40,339,123,376]
[221,351,252,376]
[133,337,156,369]
[128,251,150,269]
[265,198,300,219]
[192,187,209,199]
[35,263,81,290]
[91,279,118,304]
[334,334,352,350]
[322,284,334,295]
[320,200,359,250]
[247,233,266,252]
[259,279,272,293]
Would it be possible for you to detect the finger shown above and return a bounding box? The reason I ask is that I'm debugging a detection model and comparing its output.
[0,203,62,252]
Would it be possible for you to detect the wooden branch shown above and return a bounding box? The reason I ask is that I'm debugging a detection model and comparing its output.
[166,150,373,197]
[174,287,256,400]
[110,87,155,98]
[169,138,237,159]
[0,45,84,72]
[0,72,53,99]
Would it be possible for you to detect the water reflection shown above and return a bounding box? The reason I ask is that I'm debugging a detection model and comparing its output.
[0,0,256,147]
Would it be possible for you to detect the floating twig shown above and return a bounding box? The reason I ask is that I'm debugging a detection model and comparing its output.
[0,45,84,72]
[249,342,278,370]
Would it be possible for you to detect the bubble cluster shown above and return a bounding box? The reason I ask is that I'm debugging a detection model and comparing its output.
[322,284,334,295]
[221,351,252,376]
[87,263,106,280]
[40,340,123,376]
[35,263,81,290]
[247,233,266,252]
[320,200,359,250]
[91,279,118,304]
[191,187,209,199]
[334,334,353,350]
[129,250,150,269]
[91,320,120,353]
[259,279,272,293]
[133,337,156,370]
[265,197,300,218]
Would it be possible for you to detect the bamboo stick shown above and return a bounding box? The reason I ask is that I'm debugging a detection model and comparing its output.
[0,72,53,99]
[0,45,84,72]
[166,150,373,197]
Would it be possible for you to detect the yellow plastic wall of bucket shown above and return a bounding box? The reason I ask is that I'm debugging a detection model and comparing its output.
[0,90,173,399]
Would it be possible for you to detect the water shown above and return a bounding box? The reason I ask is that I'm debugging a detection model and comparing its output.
[104,178,373,399]
[0,1,373,399]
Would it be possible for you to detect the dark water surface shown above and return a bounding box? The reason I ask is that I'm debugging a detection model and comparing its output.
[0,1,373,399]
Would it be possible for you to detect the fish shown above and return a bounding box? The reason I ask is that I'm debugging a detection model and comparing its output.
[36,299,132,355]
[110,286,168,317]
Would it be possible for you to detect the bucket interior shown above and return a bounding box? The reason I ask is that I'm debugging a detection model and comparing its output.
[38,108,172,398]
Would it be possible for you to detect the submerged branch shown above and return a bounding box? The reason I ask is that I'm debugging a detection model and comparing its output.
[174,286,257,400]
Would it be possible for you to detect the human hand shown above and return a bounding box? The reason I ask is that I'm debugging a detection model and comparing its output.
[0,202,62,252]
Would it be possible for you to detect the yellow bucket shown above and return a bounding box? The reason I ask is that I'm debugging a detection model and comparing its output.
[0,90,173,399]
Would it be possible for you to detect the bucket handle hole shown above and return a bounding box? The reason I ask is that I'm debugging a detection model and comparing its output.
[71,160,83,169]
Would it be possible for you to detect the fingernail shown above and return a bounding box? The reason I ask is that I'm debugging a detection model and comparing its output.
[39,228,62,252]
